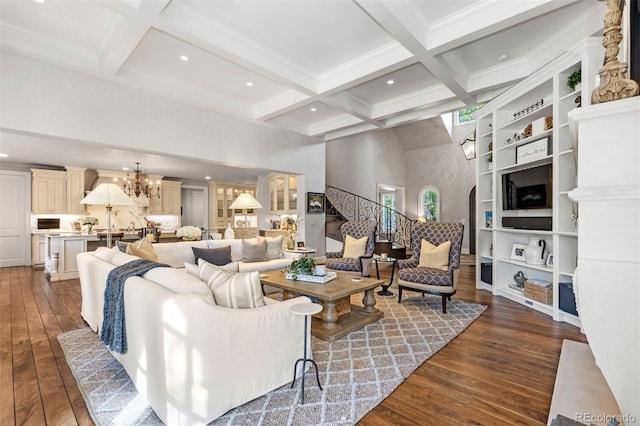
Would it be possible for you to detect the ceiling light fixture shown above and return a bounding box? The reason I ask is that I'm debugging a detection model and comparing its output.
[205,176,211,180]
[387,79,394,85]
[460,131,476,160]
[310,107,317,112]
[180,55,189,61]
[0,153,8,158]
[120,162,161,198]
[246,82,253,87]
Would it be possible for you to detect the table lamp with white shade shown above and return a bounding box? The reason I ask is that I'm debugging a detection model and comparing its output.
[80,183,134,248]
[228,192,263,228]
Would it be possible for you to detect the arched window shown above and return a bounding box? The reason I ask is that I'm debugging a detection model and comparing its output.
[418,186,440,221]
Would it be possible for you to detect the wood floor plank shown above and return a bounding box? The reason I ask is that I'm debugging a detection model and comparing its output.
[5,262,587,425]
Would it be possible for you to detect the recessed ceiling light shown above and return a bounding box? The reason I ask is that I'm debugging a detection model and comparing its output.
[387,79,394,85]
[0,153,8,158]
[246,82,254,87]
[310,107,317,112]
[180,55,189,61]
[205,176,211,180]
[122,167,129,171]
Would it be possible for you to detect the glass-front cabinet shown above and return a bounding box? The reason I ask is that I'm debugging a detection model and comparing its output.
[208,181,257,233]
[269,173,297,214]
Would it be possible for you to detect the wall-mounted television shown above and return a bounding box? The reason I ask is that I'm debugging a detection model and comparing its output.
[502,163,552,210]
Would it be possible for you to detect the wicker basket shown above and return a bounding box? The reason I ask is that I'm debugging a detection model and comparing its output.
[524,280,552,305]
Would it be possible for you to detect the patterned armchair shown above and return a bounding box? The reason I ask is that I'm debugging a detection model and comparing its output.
[326,221,377,277]
[397,222,464,313]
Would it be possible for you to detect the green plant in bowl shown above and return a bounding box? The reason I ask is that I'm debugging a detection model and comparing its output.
[288,257,316,280]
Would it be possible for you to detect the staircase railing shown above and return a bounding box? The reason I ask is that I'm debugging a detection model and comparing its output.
[325,185,414,249]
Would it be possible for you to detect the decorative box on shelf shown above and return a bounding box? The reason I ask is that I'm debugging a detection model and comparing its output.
[285,271,337,284]
[524,279,552,305]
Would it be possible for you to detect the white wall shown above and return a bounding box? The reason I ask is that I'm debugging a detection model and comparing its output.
[1,52,326,251]
[326,128,406,202]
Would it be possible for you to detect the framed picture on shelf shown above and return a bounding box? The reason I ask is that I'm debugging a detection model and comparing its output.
[516,137,549,164]
[297,241,305,248]
[546,253,554,267]
[306,192,325,214]
[511,243,527,261]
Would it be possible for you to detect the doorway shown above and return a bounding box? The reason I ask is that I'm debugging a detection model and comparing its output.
[377,184,405,241]
[0,170,30,266]
[181,186,208,236]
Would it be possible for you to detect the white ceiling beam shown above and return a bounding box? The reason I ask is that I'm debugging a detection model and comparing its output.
[254,90,311,121]
[466,58,529,94]
[420,56,475,105]
[427,0,579,54]
[324,123,381,141]
[309,114,364,137]
[371,84,455,119]
[384,100,466,127]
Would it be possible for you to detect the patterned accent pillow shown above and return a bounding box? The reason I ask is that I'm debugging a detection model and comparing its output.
[418,239,451,271]
[266,235,284,259]
[343,235,368,259]
[198,261,265,309]
[242,237,269,262]
[115,240,128,252]
[192,246,232,265]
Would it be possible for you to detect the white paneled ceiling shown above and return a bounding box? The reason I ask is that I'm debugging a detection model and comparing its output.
[0,0,605,182]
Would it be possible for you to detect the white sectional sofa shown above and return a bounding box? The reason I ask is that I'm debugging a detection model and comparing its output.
[77,240,310,425]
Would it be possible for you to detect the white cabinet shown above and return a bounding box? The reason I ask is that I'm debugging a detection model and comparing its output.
[31,169,67,213]
[66,167,87,214]
[269,173,297,214]
[160,180,182,215]
[31,234,46,267]
[208,181,257,233]
[475,44,599,327]
[45,234,87,280]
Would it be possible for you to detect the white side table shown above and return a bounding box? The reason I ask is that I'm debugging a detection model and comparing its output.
[290,303,323,404]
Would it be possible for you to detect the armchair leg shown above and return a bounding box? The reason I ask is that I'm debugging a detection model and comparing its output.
[441,295,447,314]
[397,286,403,303]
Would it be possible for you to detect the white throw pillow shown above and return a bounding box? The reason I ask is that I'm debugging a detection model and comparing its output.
[418,239,451,271]
[198,261,265,309]
[266,235,285,259]
[343,235,368,259]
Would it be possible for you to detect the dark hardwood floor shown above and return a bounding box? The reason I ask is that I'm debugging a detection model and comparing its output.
[1,263,586,425]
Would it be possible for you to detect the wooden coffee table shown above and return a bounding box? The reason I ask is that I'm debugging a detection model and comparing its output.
[260,271,384,342]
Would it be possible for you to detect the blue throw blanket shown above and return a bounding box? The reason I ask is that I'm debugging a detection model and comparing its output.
[100,258,168,354]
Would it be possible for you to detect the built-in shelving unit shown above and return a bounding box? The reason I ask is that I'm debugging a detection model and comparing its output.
[475,43,600,328]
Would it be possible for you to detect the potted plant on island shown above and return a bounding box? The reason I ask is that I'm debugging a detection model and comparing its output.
[287,257,316,280]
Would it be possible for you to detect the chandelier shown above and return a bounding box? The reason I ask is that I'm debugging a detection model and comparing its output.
[121,162,160,198]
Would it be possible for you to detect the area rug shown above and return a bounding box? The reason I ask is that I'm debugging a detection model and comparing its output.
[58,295,486,425]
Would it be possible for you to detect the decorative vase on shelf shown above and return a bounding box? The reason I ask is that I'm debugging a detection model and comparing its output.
[224,223,235,240]
[87,224,93,234]
[287,233,295,250]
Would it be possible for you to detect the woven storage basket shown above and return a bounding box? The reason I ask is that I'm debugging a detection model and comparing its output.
[524,280,552,305]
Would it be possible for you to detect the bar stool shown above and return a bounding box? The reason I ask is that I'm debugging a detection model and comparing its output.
[290,303,323,404]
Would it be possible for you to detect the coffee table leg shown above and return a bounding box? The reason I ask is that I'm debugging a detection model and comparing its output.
[362,289,377,313]
[322,302,340,329]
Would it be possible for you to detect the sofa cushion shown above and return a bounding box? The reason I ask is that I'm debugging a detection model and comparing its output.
[343,235,368,259]
[199,261,266,308]
[143,267,213,298]
[242,237,268,263]
[192,246,232,266]
[111,251,142,266]
[153,240,209,268]
[266,235,284,259]
[238,257,292,273]
[115,240,128,252]
[418,239,451,271]
[94,247,119,263]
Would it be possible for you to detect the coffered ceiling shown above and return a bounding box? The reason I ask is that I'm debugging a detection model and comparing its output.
[0,0,604,182]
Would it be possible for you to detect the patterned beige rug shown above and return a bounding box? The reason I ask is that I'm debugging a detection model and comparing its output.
[58,294,485,425]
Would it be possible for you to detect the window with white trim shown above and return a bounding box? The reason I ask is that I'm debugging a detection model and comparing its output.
[418,186,440,221]
[454,104,484,126]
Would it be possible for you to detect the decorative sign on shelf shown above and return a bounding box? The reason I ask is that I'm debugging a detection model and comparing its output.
[516,137,549,165]
[285,271,337,284]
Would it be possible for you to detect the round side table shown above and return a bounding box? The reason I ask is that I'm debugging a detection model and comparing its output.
[374,256,397,296]
[290,303,323,404]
